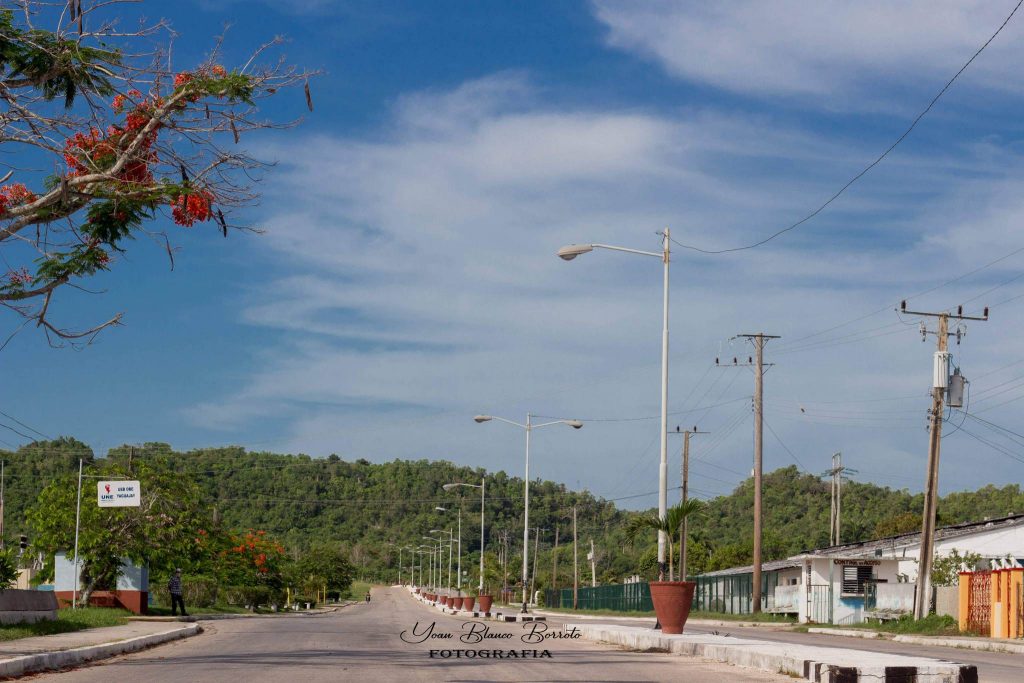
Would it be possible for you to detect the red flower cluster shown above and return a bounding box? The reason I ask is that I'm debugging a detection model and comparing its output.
[212,65,227,77]
[0,183,36,215]
[5,267,32,286]
[171,190,215,227]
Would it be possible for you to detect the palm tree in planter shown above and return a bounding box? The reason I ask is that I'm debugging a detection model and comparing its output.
[624,499,705,634]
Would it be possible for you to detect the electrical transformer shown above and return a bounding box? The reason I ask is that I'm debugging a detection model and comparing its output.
[948,368,966,408]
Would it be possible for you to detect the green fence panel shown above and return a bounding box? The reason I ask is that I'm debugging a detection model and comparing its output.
[544,583,653,612]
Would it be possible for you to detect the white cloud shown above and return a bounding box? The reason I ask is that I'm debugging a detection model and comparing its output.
[592,1,1024,104]
[184,73,1024,503]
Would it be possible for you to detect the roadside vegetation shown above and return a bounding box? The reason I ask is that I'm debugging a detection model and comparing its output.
[798,614,964,637]
[0,608,130,642]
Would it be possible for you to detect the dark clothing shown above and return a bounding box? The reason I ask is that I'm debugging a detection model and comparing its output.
[171,594,187,616]
[168,574,187,616]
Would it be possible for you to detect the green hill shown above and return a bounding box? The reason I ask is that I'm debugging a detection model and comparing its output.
[3,439,1022,585]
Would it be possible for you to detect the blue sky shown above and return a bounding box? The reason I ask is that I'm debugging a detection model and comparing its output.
[5,0,1024,508]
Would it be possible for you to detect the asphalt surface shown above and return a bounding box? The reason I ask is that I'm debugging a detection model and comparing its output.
[547,614,1024,683]
[31,588,790,682]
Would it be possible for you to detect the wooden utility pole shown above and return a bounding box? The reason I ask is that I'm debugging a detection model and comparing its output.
[901,301,987,619]
[825,452,856,546]
[719,333,778,612]
[0,460,4,549]
[589,539,597,587]
[530,526,542,604]
[672,426,706,580]
[572,506,579,609]
[552,524,559,592]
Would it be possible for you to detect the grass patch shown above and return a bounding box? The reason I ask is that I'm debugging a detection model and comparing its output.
[798,614,966,637]
[0,607,130,642]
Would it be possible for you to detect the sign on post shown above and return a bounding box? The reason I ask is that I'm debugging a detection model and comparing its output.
[97,481,141,507]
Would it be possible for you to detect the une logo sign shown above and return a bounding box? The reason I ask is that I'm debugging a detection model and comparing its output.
[97,480,141,508]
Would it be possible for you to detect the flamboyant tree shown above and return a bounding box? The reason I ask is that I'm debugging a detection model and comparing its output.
[0,1,311,344]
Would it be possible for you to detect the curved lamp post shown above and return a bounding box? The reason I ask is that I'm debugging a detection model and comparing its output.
[444,479,486,594]
[558,229,671,578]
[436,507,463,594]
[474,413,582,612]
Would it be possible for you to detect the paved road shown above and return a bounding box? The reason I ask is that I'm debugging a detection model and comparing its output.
[35,588,790,682]
[546,614,1023,683]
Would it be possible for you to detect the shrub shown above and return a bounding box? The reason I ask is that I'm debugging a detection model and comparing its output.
[151,576,219,608]
[0,549,19,590]
[222,585,284,610]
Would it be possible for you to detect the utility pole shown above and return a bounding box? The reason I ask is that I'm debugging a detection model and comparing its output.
[823,452,856,546]
[718,333,778,613]
[589,539,597,587]
[901,301,987,619]
[672,426,707,580]
[0,460,5,549]
[572,506,579,609]
[552,524,559,591]
[530,526,543,605]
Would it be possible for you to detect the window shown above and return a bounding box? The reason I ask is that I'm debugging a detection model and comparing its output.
[841,565,873,595]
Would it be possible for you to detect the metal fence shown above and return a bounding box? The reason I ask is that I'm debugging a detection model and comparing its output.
[544,582,653,612]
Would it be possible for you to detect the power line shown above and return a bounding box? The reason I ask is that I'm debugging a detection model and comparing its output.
[533,394,749,423]
[0,411,50,440]
[668,0,1024,255]
[763,418,807,471]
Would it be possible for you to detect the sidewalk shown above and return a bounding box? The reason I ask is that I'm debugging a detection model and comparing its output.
[573,623,977,683]
[0,620,199,677]
[807,626,1024,654]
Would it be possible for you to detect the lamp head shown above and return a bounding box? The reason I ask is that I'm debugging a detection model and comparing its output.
[473,415,492,423]
[435,506,447,512]
[557,244,593,261]
[442,483,459,490]
[565,419,583,429]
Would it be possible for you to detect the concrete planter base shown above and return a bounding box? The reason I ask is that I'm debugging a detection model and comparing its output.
[0,589,58,625]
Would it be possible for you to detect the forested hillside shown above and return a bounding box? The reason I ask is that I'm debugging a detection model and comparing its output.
[3,439,1022,586]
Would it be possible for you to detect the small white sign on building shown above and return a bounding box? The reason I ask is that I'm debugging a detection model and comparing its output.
[97,481,141,507]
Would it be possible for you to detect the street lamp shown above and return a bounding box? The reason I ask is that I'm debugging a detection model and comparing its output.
[558,229,672,579]
[416,546,432,588]
[474,413,583,612]
[430,528,454,592]
[437,507,463,595]
[422,536,439,589]
[444,478,486,594]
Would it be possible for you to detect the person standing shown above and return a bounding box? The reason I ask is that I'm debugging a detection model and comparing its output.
[168,568,188,616]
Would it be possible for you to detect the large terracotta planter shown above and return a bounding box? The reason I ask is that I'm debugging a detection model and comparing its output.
[649,581,696,635]
[462,597,475,611]
[445,596,454,608]
[477,595,493,613]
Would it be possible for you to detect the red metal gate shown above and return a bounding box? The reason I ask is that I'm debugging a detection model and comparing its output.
[966,570,991,635]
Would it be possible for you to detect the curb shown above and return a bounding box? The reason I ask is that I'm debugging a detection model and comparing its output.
[0,623,201,678]
[574,624,977,683]
[807,628,1024,654]
[893,634,1024,654]
[532,610,793,629]
[807,627,885,639]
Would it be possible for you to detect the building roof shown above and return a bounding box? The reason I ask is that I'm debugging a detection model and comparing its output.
[696,513,1024,578]
[699,558,801,578]
[800,512,1024,558]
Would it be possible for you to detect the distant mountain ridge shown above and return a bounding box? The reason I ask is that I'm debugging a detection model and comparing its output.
[4,439,1021,581]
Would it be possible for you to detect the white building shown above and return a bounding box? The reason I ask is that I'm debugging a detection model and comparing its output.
[694,513,1024,624]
